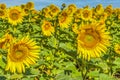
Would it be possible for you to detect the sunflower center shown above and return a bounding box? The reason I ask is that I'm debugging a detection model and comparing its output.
[9,9,20,20]
[60,16,67,23]
[84,34,95,43]
[79,29,100,49]
[0,10,4,16]
[9,45,28,62]
[83,10,89,18]
[52,8,58,13]
[44,23,50,30]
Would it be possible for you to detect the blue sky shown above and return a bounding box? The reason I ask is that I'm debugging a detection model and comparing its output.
[0,0,120,10]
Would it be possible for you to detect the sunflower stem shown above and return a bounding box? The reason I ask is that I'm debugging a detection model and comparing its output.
[108,45,114,76]
[80,59,88,80]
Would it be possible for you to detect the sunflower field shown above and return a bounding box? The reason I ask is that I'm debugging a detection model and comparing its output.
[0,1,120,80]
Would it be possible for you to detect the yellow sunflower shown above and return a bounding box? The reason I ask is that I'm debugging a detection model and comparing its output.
[7,6,24,25]
[72,23,79,34]
[25,2,34,10]
[81,8,92,21]
[74,8,82,22]
[0,3,6,10]
[42,7,51,18]
[20,4,26,9]
[77,23,111,60]
[114,44,120,54]
[49,4,60,17]
[23,8,29,16]
[95,4,104,15]
[0,33,13,50]
[104,5,113,16]
[58,10,72,28]
[67,4,77,15]
[5,36,40,73]
[41,20,55,36]
[0,9,6,19]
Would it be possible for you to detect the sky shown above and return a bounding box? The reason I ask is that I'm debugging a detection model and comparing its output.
[0,0,120,10]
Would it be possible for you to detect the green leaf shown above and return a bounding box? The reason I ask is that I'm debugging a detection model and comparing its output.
[30,68,39,75]
[10,74,23,79]
[0,55,6,69]
[88,70,99,78]
[48,36,58,48]
[99,73,116,80]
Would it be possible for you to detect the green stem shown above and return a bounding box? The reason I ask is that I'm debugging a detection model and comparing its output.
[77,58,88,80]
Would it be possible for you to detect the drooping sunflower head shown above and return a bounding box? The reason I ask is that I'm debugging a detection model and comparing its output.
[41,20,55,36]
[0,9,6,19]
[81,8,92,21]
[7,6,24,25]
[0,3,6,10]
[25,2,34,10]
[58,10,72,28]
[114,44,120,55]
[77,23,111,60]
[5,36,40,73]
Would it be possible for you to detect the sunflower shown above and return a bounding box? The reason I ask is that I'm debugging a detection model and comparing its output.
[67,4,77,15]
[58,10,72,28]
[104,5,113,16]
[0,33,13,50]
[0,9,6,19]
[114,44,120,54]
[49,4,60,17]
[42,7,51,18]
[41,20,55,36]
[72,23,79,34]
[20,4,26,9]
[25,2,34,10]
[74,8,82,22]
[99,12,108,21]
[7,6,24,25]
[5,36,40,73]
[81,8,92,21]
[0,3,6,10]
[77,23,111,60]
[95,4,104,15]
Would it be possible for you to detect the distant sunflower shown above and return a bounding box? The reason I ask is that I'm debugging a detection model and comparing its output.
[5,36,40,73]
[72,23,79,34]
[42,7,51,18]
[95,4,104,15]
[20,4,26,9]
[0,3,6,10]
[58,10,72,28]
[104,5,113,16]
[67,4,77,15]
[26,2,34,10]
[114,44,120,55]
[77,23,111,60]
[41,20,54,36]
[7,6,24,25]
[81,8,92,21]
[74,8,82,22]
[49,4,60,17]
[0,33,13,50]
[0,9,6,19]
